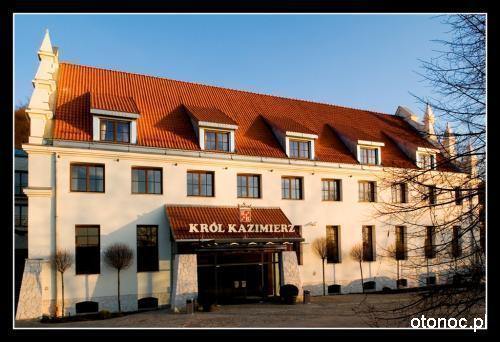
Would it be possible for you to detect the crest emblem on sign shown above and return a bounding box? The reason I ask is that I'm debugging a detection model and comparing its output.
[239,203,252,223]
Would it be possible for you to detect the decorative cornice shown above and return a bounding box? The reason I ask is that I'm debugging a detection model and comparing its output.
[23,187,53,197]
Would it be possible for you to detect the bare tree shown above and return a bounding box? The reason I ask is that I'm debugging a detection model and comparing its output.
[363,14,486,325]
[51,250,73,317]
[350,243,365,293]
[103,243,134,313]
[312,237,328,295]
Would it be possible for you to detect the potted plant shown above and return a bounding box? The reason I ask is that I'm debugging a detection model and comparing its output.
[280,284,299,305]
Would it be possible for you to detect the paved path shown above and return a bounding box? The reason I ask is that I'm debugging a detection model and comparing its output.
[14,293,479,328]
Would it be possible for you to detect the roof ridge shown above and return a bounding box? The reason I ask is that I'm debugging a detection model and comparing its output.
[60,61,397,118]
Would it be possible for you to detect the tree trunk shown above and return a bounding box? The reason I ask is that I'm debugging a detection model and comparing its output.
[359,261,364,293]
[322,259,326,296]
[117,269,121,312]
[396,260,400,289]
[333,263,336,284]
[61,271,65,317]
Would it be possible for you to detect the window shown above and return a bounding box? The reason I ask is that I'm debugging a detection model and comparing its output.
[75,226,100,274]
[451,226,462,258]
[392,183,408,203]
[322,179,342,201]
[281,177,303,200]
[289,140,311,159]
[359,147,378,165]
[395,226,407,260]
[362,226,375,262]
[100,119,130,143]
[187,171,214,197]
[418,153,436,169]
[70,164,104,192]
[454,187,463,205]
[326,225,341,263]
[425,226,436,259]
[427,185,437,205]
[15,205,28,227]
[132,168,162,194]
[15,171,28,196]
[237,174,261,198]
[137,225,159,272]
[359,181,377,202]
[204,130,230,152]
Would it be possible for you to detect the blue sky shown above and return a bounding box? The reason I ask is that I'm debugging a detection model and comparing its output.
[14,14,452,118]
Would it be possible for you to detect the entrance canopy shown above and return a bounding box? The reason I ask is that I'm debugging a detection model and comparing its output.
[165,205,303,242]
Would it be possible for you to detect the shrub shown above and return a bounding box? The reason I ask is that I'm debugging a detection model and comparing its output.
[98,310,112,319]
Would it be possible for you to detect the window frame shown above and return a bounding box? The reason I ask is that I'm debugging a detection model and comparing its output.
[358,181,377,202]
[289,139,311,160]
[237,174,262,199]
[451,226,462,258]
[99,118,131,143]
[326,225,341,263]
[362,225,376,262]
[322,179,342,201]
[427,185,437,205]
[281,176,304,200]
[187,170,215,197]
[137,225,159,273]
[204,129,230,152]
[424,226,436,259]
[454,187,463,205]
[131,167,163,195]
[15,171,28,196]
[15,204,28,227]
[359,146,379,165]
[395,226,407,260]
[70,163,105,193]
[417,152,436,169]
[75,225,101,275]
[392,183,408,203]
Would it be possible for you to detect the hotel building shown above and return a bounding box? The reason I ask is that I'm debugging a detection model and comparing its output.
[15,31,477,319]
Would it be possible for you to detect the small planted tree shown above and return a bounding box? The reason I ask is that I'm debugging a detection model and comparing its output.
[350,243,364,293]
[52,250,73,317]
[312,237,328,296]
[103,243,134,313]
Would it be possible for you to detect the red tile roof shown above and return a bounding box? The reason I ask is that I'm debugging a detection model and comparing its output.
[91,92,139,114]
[165,205,301,241]
[263,114,317,135]
[184,104,238,126]
[53,62,447,169]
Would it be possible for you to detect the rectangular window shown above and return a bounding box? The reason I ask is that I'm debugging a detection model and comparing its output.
[322,179,342,201]
[392,183,408,203]
[281,177,303,200]
[451,226,462,258]
[326,225,341,263]
[187,171,214,197]
[359,147,378,165]
[100,119,130,143]
[359,181,377,202]
[75,226,100,274]
[70,164,105,192]
[418,153,436,169]
[289,140,311,159]
[454,187,463,205]
[204,130,230,152]
[132,167,162,194]
[137,225,159,272]
[362,226,375,262]
[15,171,28,196]
[15,205,28,227]
[428,186,437,205]
[237,174,261,198]
[425,226,436,259]
[395,226,407,260]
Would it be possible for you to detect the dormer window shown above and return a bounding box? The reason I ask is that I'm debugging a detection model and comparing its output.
[204,130,230,152]
[289,139,311,159]
[359,147,379,165]
[417,152,436,169]
[100,119,130,143]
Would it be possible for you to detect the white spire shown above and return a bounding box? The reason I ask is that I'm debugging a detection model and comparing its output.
[39,29,53,54]
[423,103,436,141]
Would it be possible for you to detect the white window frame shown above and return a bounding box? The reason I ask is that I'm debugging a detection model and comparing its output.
[416,151,437,169]
[93,115,137,144]
[199,127,235,153]
[357,145,382,165]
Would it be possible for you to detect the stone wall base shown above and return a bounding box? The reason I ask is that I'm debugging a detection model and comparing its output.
[170,254,198,313]
[281,251,303,301]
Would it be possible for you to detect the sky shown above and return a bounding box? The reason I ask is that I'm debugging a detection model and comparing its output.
[14,14,453,118]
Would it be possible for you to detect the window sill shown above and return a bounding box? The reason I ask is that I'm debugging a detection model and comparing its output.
[131,193,163,195]
[237,196,262,199]
[281,198,304,201]
[187,195,215,198]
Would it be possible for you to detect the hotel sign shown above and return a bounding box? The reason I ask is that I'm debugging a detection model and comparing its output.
[188,222,296,233]
[240,206,251,223]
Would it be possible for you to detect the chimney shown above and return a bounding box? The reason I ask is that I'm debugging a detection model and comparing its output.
[423,103,436,141]
[25,29,59,145]
[442,122,456,158]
